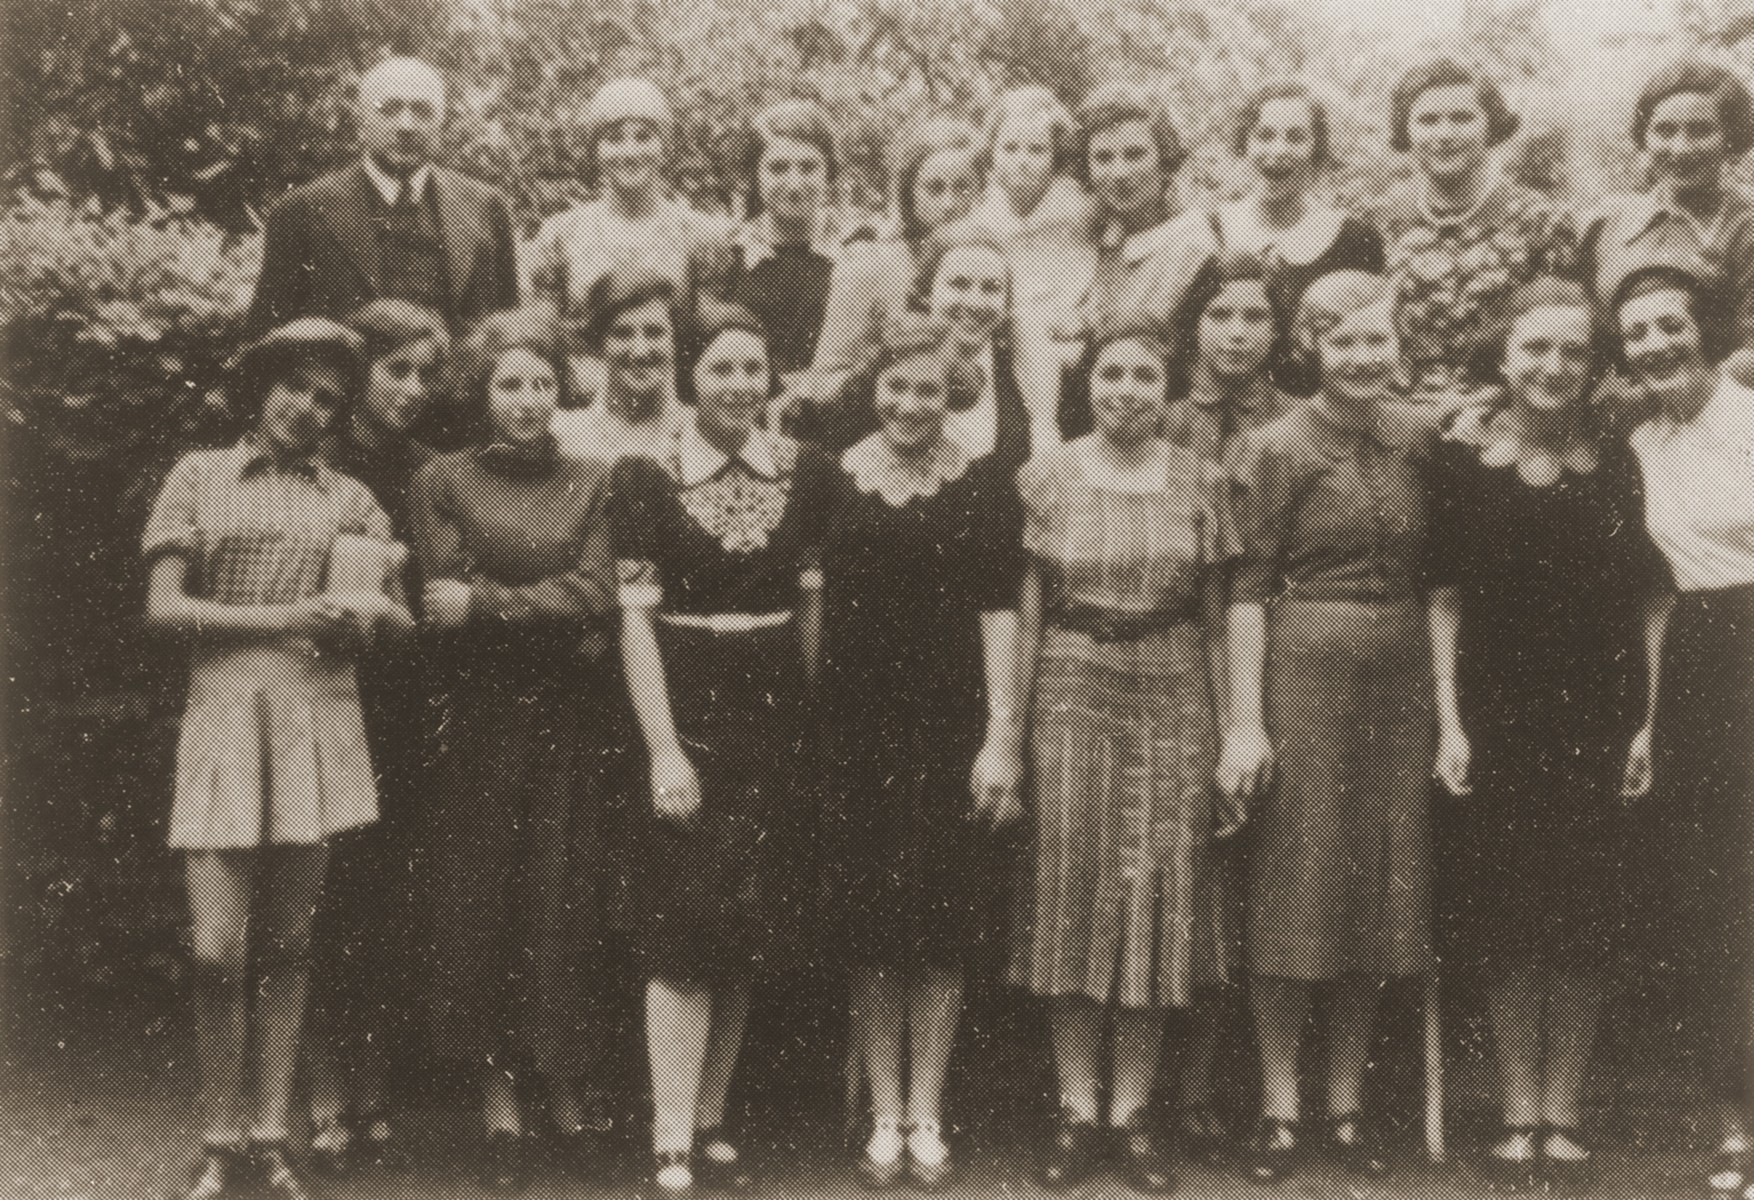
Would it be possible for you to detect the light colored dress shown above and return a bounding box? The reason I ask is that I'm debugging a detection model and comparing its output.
[1008,438,1235,1009]
[142,438,392,848]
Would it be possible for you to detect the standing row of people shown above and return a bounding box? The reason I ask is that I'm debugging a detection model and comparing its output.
[144,44,1754,1200]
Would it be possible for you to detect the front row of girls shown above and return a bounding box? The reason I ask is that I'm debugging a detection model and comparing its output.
[146,251,1754,1200]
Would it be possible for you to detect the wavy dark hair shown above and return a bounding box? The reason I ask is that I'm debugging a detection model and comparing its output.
[1389,57,1519,153]
[1070,82,1187,185]
[1169,250,1286,398]
[1232,79,1335,169]
[1632,58,1754,156]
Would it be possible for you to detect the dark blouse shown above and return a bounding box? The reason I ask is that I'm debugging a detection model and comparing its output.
[609,434,837,616]
[1227,399,1431,606]
[409,442,616,664]
[727,244,835,376]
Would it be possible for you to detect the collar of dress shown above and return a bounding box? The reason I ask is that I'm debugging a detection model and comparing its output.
[233,435,329,487]
[842,432,971,507]
[1220,199,1348,266]
[677,415,780,486]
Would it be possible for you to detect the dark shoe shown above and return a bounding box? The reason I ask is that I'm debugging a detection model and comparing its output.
[352,1107,412,1173]
[477,1130,530,1195]
[1540,1127,1597,1194]
[856,1119,905,1191]
[1478,1125,1539,1194]
[1037,1109,1103,1191]
[1325,1112,1390,1179]
[1111,1113,1177,1194]
[248,1142,314,1200]
[694,1128,757,1194]
[1239,1117,1299,1185]
[175,1146,241,1200]
[1172,1104,1229,1166]
[905,1121,954,1193]
[652,1149,696,1198]
[306,1114,352,1179]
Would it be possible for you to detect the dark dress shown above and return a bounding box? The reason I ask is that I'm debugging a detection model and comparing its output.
[1228,399,1436,981]
[308,427,435,1061]
[410,442,618,1078]
[1424,423,1668,977]
[817,440,1024,969]
[609,430,837,986]
[727,240,834,377]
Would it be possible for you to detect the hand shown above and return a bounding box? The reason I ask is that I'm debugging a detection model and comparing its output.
[1621,724,1655,799]
[1213,786,1250,841]
[285,595,355,643]
[423,579,471,629]
[970,737,1024,828]
[1433,723,1473,797]
[650,746,703,825]
[1216,724,1274,803]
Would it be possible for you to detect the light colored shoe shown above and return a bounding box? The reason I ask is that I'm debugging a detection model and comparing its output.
[907,1120,953,1192]
[858,1117,905,1191]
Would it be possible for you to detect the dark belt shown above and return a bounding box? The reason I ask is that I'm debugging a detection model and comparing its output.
[1049,605,1193,643]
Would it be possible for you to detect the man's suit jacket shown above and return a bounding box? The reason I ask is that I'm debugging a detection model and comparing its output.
[247,161,519,335]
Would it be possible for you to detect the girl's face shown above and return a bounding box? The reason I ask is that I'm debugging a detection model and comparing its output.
[910,149,980,234]
[1318,303,1401,405]
[1646,91,1728,194]
[1407,83,1491,184]
[1618,288,1710,400]
[597,117,665,195]
[603,297,676,406]
[485,347,558,445]
[1503,304,1593,414]
[1090,338,1169,447]
[874,351,950,454]
[259,360,348,455]
[1246,96,1320,187]
[1198,279,1276,381]
[758,134,829,231]
[359,336,442,438]
[928,244,1009,348]
[1087,118,1166,222]
[692,329,770,445]
[992,109,1057,211]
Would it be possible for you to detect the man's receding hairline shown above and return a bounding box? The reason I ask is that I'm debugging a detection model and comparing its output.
[359,57,446,105]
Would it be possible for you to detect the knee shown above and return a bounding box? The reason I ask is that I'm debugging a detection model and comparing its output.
[188,918,248,980]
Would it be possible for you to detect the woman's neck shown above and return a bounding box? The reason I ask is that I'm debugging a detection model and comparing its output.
[695,414,751,459]
[884,433,946,466]
[1117,193,1171,237]
[1094,430,1160,469]
[768,208,813,246]
[1255,181,1308,229]
[1004,177,1053,223]
[1669,177,1725,222]
[1424,164,1488,214]
[347,412,399,455]
[1195,360,1257,403]
[1663,374,1715,425]
[1513,403,1577,449]
[1317,390,1377,432]
[605,382,664,424]
[608,182,660,221]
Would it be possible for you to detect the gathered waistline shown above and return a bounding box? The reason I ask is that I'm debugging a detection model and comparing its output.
[659,610,795,633]
[1049,605,1197,644]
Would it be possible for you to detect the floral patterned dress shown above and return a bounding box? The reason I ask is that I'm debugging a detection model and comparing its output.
[1371,176,1577,399]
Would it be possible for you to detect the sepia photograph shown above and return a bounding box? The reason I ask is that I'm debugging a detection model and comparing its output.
[5,0,1754,1196]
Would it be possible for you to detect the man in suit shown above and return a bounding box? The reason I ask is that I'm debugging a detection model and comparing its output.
[248,57,519,335]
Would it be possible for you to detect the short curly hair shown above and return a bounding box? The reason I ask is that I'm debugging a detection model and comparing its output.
[1631,58,1754,157]
[741,99,841,219]
[1291,270,1398,368]
[450,307,565,431]
[1389,58,1519,153]
[1071,82,1187,186]
[1232,79,1334,169]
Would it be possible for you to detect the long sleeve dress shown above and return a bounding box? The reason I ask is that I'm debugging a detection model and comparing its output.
[1007,438,1235,1010]
[410,441,618,1079]
[1424,418,1669,977]
[1227,399,1435,981]
[141,437,392,849]
[817,437,1024,969]
[609,423,836,985]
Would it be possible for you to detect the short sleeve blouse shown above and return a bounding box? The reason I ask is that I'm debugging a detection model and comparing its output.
[610,427,836,615]
[143,439,391,605]
[1631,374,1754,593]
[1020,438,1236,619]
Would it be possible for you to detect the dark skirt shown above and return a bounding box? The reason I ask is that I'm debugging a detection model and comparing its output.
[424,657,616,1079]
[1249,598,1434,981]
[1638,585,1754,1098]
[631,621,805,987]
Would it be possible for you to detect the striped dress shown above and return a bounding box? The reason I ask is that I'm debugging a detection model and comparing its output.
[1008,438,1235,1009]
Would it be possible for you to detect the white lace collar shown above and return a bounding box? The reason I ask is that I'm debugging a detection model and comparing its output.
[1220,199,1347,267]
[1454,406,1599,486]
[677,416,779,486]
[843,433,972,507]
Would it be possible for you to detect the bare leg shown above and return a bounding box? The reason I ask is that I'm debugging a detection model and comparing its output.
[1539,970,1604,1158]
[904,968,964,1130]
[247,845,328,1144]
[185,852,253,1149]
[1324,974,1385,1119]
[696,986,752,1133]
[1109,1010,1167,1128]
[482,1067,521,1137]
[1048,997,1103,1123]
[850,968,906,1124]
[1488,960,1543,1129]
[647,977,712,1157]
[1249,976,1311,1124]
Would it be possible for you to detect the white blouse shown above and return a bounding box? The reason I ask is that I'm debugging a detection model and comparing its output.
[1631,374,1754,592]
